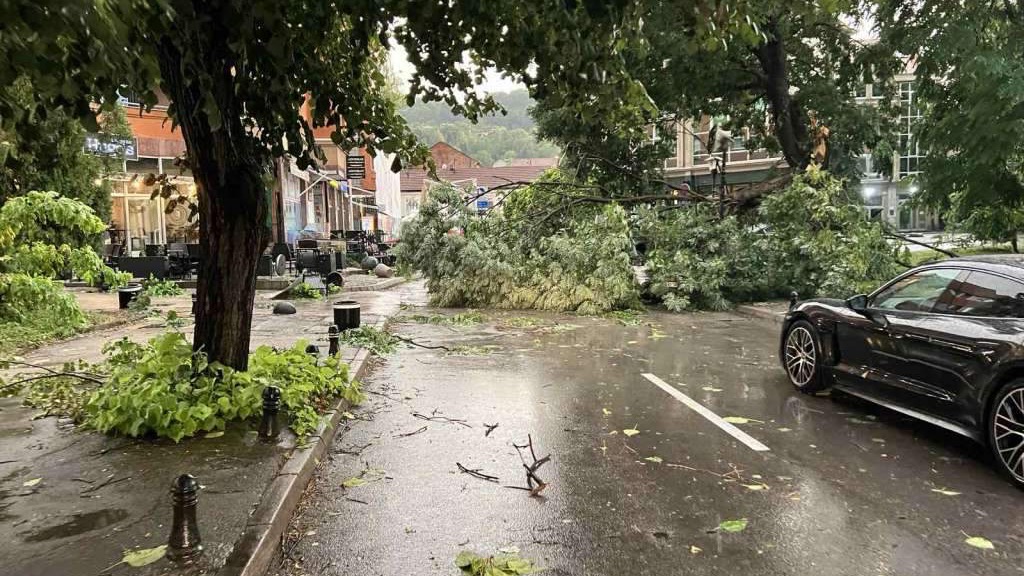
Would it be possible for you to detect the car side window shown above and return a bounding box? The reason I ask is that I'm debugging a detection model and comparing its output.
[871,268,964,313]
[939,271,1024,318]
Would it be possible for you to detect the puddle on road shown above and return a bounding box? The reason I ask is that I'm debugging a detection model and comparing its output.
[20,508,128,542]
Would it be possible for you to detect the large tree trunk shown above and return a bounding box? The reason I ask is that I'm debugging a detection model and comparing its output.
[755,18,810,170]
[157,39,270,370]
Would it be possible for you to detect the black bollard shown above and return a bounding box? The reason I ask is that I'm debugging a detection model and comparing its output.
[328,325,340,357]
[789,291,800,310]
[167,474,202,561]
[305,344,320,360]
[258,386,281,440]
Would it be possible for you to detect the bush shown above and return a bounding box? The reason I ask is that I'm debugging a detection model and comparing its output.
[141,275,184,297]
[291,282,322,299]
[84,332,362,441]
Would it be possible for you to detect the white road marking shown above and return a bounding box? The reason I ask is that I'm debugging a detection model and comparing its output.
[641,373,770,452]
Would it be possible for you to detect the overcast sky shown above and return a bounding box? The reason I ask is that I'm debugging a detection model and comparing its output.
[388,44,523,96]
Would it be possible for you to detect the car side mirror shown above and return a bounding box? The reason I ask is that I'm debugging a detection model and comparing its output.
[846,294,869,314]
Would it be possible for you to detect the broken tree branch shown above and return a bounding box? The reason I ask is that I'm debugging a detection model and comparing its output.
[393,425,428,438]
[883,226,959,257]
[412,412,472,428]
[456,462,499,482]
[394,334,453,352]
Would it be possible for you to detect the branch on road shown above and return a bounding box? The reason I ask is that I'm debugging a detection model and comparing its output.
[456,462,499,482]
[884,226,959,258]
[512,434,551,497]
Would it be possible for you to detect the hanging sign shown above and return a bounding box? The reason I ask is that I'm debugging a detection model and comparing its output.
[346,154,366,179]
[84,134,137,161]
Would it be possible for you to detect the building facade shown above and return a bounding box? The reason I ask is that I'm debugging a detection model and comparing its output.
[661,69,940,232]
[101,95,404,252]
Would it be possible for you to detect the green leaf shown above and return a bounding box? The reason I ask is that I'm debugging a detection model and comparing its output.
[644,456,662,463]
[342,477,367,488]
[723,416,762,424]
[965,536,994,550]
[718,518,748,533]
[455,550,476,568]
[22,477,41,487]
[122,545,167,567]
[205,431,224,439]
[622,428,640,437]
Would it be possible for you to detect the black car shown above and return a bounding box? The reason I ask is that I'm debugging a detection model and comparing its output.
[780,255,1024,488]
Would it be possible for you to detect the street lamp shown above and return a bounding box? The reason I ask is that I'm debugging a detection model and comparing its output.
[708,123,733,217]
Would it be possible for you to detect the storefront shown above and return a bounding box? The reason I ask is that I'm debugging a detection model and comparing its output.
[107,155,196,253]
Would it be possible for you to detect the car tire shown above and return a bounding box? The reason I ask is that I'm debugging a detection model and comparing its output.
[783,320,829,393]
[987,380,1024,489]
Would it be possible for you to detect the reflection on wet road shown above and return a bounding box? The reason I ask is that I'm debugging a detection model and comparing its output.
[273,308,1024,576]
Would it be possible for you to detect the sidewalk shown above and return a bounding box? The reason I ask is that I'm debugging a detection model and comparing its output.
[0,281,424,576]
[734,300,789,324]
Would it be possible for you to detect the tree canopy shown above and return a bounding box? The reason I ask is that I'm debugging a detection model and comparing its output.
[534,0,902,191]
[878,0,1024,247]
[0,0,754,369]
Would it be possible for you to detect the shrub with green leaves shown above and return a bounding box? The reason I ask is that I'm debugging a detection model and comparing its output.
[0,192,129,351]
[84,332,362,442]
[290,282,323,299]
[141,275,184,297]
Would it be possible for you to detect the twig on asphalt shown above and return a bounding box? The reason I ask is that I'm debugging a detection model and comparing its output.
[456,462,499,482]
[512,434,551,496]
[484,423,499,437]
[367,389,405,402]
[412,412,472,428]
[335,442,373,456]
[79,473,130,496]
[394,425,428,438]
[344,497,369,505]
[394,334,453,352]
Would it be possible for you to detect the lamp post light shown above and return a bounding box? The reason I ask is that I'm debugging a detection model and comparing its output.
[708,124,733,218]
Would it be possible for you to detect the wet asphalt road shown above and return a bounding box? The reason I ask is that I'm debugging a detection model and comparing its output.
[271,307,1024,576]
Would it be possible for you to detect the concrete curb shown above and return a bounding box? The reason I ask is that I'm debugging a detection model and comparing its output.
[216,335,378,576]
[734,304,786,325]
[344,276,408,293]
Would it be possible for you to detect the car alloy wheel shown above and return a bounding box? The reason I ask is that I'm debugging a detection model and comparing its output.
[993,386,1024,483]
[785,325,817,388]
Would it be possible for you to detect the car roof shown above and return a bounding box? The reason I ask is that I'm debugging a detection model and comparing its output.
[924,254,1024,280]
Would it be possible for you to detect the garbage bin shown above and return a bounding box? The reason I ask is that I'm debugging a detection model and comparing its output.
[333,300,361,330]
[118,284,143,309]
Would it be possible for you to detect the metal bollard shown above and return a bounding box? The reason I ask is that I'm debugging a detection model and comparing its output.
[191,293,197,315]
[328,325,340,357]
[167,474,202,561]
[258,386,281,440]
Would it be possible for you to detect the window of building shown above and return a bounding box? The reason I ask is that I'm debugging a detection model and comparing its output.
[858,153,881,179]
[897,81,923,178]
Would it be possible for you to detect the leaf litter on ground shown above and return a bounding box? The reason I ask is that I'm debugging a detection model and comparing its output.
[456,549,536,575]
[718,518,749,533]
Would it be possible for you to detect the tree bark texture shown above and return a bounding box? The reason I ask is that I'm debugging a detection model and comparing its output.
[156,38,270,370]
[755,19,811,170]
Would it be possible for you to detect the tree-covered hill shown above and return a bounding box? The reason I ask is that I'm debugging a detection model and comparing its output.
[401,89,559,167]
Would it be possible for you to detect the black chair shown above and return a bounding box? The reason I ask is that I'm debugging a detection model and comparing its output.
[102,243,124,267]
